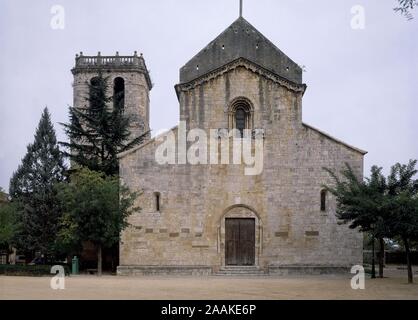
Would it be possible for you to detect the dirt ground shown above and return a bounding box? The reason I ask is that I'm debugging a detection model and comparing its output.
[1,266,417,300]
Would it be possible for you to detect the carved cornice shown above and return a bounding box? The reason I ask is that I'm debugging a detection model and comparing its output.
[175,57,307,99]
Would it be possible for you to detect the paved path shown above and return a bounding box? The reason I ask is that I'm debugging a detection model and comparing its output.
[1,272,418,300]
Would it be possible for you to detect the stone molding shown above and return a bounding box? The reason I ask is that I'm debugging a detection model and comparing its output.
[175,57,307,99]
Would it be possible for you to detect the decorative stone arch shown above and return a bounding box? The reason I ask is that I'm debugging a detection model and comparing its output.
[227,97,255,132]
[217,204,263,267]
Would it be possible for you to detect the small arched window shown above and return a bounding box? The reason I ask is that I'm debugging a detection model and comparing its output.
[229,98,253,137]
[235,108,247,136]
[90,77,100,87]
[113,77,125,109]
[154,192,161,212]
[89,77,100,108]
[320,190,327,212]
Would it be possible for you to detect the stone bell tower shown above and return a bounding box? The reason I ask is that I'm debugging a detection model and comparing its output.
[71,51,153,139]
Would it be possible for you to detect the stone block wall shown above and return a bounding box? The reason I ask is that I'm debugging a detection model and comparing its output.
[118,66,364,274]
[72,69,150,139]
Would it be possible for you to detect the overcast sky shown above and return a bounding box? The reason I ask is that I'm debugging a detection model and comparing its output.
[0,0,417,192]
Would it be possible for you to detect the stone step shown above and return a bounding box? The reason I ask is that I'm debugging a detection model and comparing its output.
[214,266,267,276]
[214,272,266,275]
[214,272,267,276]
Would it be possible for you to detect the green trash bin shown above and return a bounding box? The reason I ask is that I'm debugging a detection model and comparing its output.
[72,256,79,275]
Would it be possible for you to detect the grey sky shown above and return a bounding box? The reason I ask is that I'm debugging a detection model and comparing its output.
[0,0,417,191]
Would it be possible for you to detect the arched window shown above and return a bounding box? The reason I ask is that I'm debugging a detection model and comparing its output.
[89,77,100,108]
[228,98,253,137]
[90,77,100,86]
[154,192,161,212]
[320,190,327,212]
[235,108,247,136]
[113,77,125,109]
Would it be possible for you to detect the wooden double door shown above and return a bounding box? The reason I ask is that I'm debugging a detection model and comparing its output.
[225,218,255,266]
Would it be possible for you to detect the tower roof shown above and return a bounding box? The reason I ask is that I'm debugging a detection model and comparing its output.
[180,17,302,84]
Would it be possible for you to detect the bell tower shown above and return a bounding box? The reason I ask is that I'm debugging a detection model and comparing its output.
[71,51,152,140]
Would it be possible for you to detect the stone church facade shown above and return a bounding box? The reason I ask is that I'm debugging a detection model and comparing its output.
[72,17,366,275]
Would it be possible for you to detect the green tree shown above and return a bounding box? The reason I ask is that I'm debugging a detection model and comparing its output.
[367,166,391,279]
[57,168,137,276]
[323,165,390,279]
[386,160,418,283]
[325,160,418,284]
[0,187,7,202]
[0,202,18,263]
[60,71,148,176]
[394,0,418,19]
[9,108,66,259]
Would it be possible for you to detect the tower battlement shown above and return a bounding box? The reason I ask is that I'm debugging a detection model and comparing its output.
[72,51,152,89]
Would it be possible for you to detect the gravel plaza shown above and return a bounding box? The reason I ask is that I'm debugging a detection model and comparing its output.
[1,267,417,300]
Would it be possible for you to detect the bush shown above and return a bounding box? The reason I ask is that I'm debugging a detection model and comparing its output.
[0,264,70,276]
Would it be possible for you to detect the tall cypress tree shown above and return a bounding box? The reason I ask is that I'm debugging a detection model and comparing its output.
[9,108,66,258]
[60,71,148,176]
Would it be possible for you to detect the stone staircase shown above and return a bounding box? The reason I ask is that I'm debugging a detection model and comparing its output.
[214,266,267,276]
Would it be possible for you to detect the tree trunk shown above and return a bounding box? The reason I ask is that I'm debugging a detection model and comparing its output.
[371,237,376,279]
[404,237,413,284]
[378,237,385,278]
[66,254,72,266]
[97,243,102,277]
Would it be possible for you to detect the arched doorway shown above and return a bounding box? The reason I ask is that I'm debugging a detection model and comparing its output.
[219,205,262,267]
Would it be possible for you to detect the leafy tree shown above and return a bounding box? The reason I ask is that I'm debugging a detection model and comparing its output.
[323,165,390,279]
[0,187,7,201]
[325,160,418,284]
[0,202,18,263]
[394,0,418,20]
[57,168,138,276]
[60,71,148,176]
[367,166,391,278]
[9,108,66,259]
[386,160,418,283]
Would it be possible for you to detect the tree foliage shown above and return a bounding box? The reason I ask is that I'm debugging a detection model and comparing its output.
[9,108,66,257]
[323,165,389,278]
[0,187,7,202]
[57,167,138,275]
[60,71,148,176]
[323,165,388,236]
[0,202,18,250]
[386,160,418,283]
[324,160,418,283]
[394,0,418,20]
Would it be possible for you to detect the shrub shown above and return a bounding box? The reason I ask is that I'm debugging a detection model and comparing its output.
[0,264,70,276]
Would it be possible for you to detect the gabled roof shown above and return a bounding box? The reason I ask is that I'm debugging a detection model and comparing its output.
[180,17,302,84]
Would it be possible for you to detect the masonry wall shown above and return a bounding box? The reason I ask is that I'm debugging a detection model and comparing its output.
[73,70,150,138]
[118,67,363,273]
